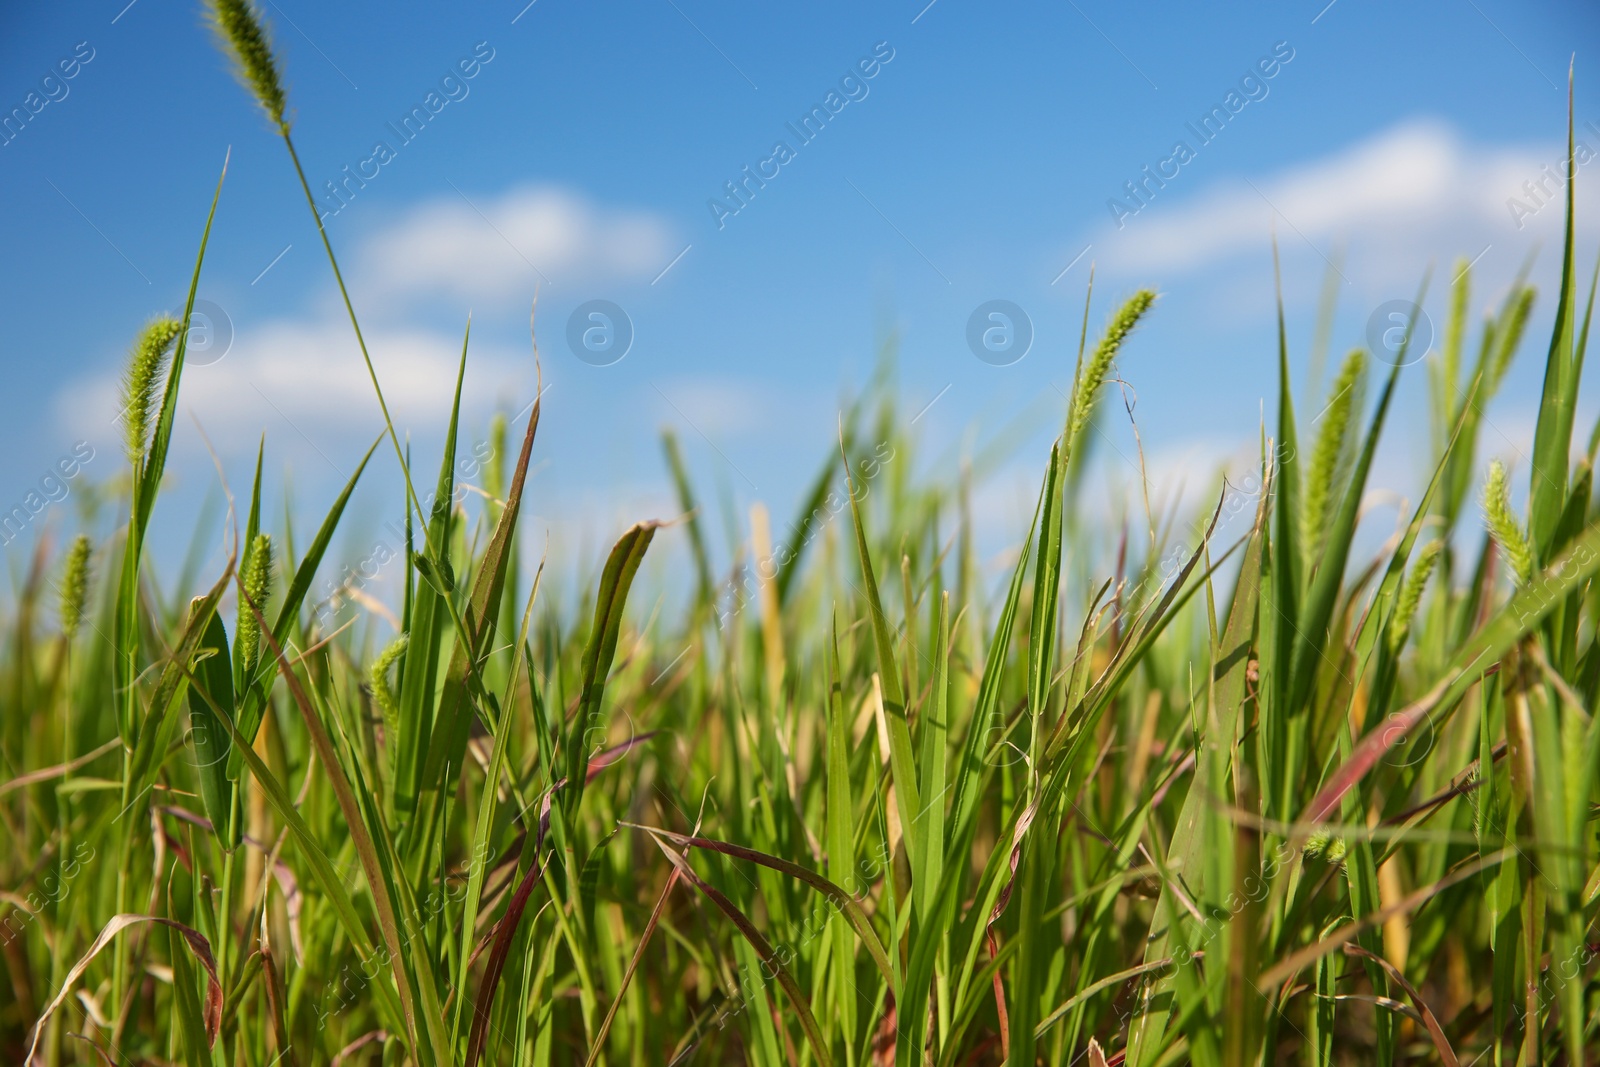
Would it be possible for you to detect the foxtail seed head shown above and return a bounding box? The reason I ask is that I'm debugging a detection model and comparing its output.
[1303,828,1346,863]
[59,535,92,641]
[1389,539,1442,654]
[1068,289,1156,450]
[208,0,288,128]
[369,633,409,740]
[1483,460,1532,584]
[1301,348,1366,555]
[121,317,182,463]
[236,532,274,676]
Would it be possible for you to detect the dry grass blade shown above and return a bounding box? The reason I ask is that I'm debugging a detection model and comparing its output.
[420,392,544,803]
[585,845,689,1067]
[1340,944,1459,1066]
[26,914,222,1062]
[625,823,895,986]
[464,822,550,1067]
[0,738,120,797]
[331,1031,391,1067]
[645,833,837,1067]
[66,1033,119,1067]
[260,940,295,1067]
[239,587,435,1062]
[1258,850,1510,987]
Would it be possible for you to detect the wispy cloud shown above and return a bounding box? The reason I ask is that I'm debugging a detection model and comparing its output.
[59,319,523,454]
[1097,120,1599,289]
[357,184,675,306]
[58,183,672,448]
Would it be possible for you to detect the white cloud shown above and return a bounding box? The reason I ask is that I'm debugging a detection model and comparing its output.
[60,318,528,452]
[358,184,676,305]
[60,181,666,446]
[189,319,523,425]
[1100,119,1600,287]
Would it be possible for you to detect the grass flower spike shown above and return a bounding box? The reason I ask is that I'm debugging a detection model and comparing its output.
[370,632,409,738]
[121,316,182,462]
[1302,348,1366,554]
[1483,459,1532,583]
[208,0,287,128]
[1068,289,1155,450]
[1389,539,1442,653]
[236,532,273,676]
[58,535,92,640]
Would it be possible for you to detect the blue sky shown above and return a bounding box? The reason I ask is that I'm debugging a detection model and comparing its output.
[1,0,1596,602]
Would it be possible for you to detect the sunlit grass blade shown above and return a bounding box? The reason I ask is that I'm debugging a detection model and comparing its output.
[1306,512,1600,821]
[227,436,380,778]
[563,519,659,822]
[1127,450,1271,1067]
[240,587,440,1062]
[183,598,236,848]
[125,561,234,811]
[661,428,715,610]
[394,343,468,816]
[417,385,544,823]
[1526,75,1582,566]
[843,429,921,899]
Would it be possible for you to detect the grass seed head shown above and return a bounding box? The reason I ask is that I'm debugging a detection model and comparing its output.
[1303,828,1346,863]
[121,316,182,463]
[208,0,288,128]
[1483,459,1532,584]
[1389,538,1442,654]
[237,532,274,674]
[58,534,92,640]
[369,633,409,740]
[1302,347,1366,555]
[1069,289,1156,450]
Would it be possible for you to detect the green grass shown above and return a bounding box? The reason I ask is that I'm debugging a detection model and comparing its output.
[3,6,1600,1065]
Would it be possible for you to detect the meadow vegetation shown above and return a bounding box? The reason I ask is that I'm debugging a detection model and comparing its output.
[3,3,1599,1064]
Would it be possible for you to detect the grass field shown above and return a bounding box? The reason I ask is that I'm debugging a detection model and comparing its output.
[3,3,1600,1064]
